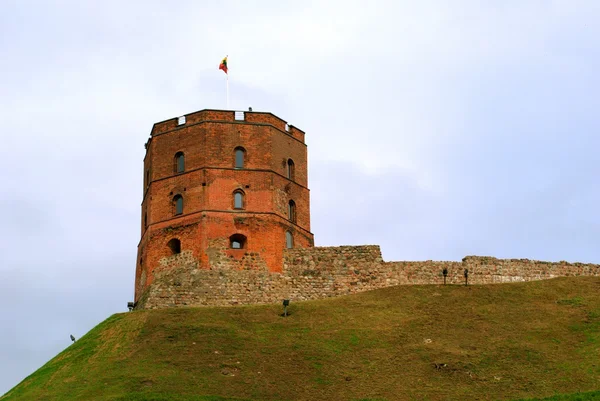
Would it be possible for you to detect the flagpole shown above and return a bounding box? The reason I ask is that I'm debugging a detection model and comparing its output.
[219,55,229,109]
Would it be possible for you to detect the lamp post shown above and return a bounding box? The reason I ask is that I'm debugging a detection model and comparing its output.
[442,268,448,285]
[283,299,290,317]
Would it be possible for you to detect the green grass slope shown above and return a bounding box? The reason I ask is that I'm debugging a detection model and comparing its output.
[515,390,600,401]
[2,277,600,401]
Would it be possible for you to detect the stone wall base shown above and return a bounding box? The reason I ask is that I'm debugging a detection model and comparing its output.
[137,246,600,309]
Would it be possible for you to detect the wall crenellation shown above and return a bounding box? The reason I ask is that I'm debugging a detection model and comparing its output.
[136,245,600,309]
[136,109,314,303]
[135,109,598,310]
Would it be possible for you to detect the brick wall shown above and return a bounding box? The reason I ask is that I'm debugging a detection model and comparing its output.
[151,110,305,143]
[136,109,314,302]
[136,109,598,309]
[136,245,600,309]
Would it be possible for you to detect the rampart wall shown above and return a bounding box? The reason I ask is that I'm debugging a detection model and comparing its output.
[136,245,600,309]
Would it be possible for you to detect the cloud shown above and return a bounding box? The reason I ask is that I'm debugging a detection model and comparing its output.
[1,0,600,395]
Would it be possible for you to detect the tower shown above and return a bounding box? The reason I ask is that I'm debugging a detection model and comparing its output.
[135,109,314,303]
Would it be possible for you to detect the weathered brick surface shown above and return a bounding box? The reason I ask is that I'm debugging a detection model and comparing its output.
[136,109,599,310]
[136,246,600,309]
[136,110,313,303]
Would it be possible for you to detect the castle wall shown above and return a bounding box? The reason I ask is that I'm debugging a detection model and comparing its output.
[136,245,600,309]
[136,109,598,310]
[151,110,305,143]
[136,109,314,302]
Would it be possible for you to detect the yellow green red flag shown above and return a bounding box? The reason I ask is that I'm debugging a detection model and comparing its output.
[219,56,228,74]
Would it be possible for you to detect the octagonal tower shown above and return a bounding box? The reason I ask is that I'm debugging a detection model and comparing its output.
[135,109,314,303]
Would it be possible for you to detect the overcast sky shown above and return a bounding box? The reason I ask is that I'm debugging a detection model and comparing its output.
[1,0,599,395]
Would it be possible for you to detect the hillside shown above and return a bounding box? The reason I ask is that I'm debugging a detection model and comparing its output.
[2,277,600,401]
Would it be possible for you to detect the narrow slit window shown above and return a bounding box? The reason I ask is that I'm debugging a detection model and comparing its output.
[173,195,183,215]
[175,152,185,173]
[234,191,244,209]
[286,231,293,249]
[235,147,245,168]
[287,159,295,180]
[288,200,296,223]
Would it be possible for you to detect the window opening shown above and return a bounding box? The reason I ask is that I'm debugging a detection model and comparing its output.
[287,159,295,180]
[234,147,245,168]
[175,152,185,173]
[288,200,296,223]
[167,238,181,254]
[286,231,293,249]
[174,195,183,215]
[229,234,247,249]
[234,191,244,209]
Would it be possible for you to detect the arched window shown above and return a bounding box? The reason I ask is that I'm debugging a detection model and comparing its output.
[175,152,185,173]
[144,212,148,228]
[167,238,181,254]
[229,234,247,249]
[288,200,296,223]
[285,231,293,249]
[287,159,295,180]
[173,195,183,215]
[233,190,244,209]
[234,147,245,168]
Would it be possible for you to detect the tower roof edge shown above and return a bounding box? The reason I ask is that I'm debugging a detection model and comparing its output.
[150,109,305,138]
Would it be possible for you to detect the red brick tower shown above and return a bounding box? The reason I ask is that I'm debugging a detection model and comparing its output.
[135,109,313,303]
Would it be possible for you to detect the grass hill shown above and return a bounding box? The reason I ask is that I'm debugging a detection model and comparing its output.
[2,277,600,401]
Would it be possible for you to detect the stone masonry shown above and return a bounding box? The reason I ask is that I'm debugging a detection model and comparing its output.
[135,109,599,310]
[136,245,600,309]
[136,109,314,303]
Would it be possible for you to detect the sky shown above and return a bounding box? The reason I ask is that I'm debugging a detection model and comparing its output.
[1,0,599,395]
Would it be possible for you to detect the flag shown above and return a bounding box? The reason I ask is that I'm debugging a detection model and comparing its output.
[219,56,228,74]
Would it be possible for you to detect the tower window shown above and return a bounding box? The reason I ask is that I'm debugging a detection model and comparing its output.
[288,200,296,223]
[173,195,183,215]
[286,231,293,249]
[145,170,150,186]
[175,152,185,173]
[144,212,148,228]
[234,147,245,168]
[233,190,244,209]
[167,238,181,254]
[287,159,295,180]
[229,234,247,249]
